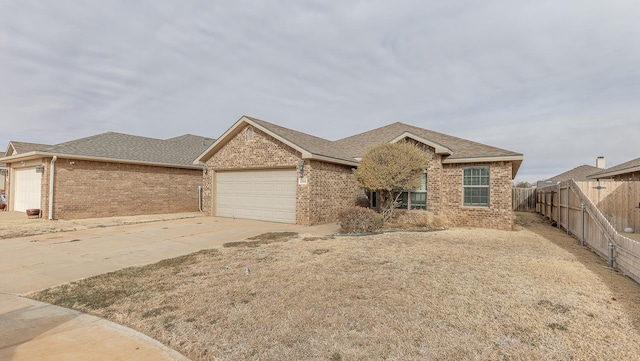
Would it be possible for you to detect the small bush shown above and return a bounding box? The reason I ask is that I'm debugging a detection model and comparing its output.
[337,207,383,234]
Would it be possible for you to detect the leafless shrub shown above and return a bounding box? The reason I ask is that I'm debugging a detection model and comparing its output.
[337,207,383,233]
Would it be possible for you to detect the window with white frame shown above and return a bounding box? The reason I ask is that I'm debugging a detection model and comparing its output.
[463,166,490,207]
[398,172,427,210]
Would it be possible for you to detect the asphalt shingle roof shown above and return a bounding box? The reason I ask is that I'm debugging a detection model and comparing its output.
[333,122,521,160]
[588,157,640,179]
[246,117,355,162]
[41,132,215,167]
[546,165,603,182]
[3,133,215,168]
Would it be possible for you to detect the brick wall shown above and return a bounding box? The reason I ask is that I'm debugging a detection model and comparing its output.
[203,125,360,225]
[203,125,301,218]
[440,161,514,230]
[49,158,201,219]
[301,160,360,225]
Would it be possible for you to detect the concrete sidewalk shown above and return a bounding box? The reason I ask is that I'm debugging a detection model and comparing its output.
[0,215,339,360]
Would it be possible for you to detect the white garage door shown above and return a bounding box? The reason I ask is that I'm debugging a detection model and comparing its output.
[216,170,297,224]
[13,168,42,212]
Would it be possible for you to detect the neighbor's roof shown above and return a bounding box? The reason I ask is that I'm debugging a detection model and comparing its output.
[546,165,603,182]
[1,132,215,169]
[195,116,523,177]
[588,157,640,179]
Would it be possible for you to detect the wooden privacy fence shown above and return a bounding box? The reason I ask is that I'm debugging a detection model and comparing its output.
[573,181,640,233]
[537,180,640,284]
[512,188,536,212]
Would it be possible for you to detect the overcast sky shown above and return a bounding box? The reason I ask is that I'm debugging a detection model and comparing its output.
[1,1,639,183]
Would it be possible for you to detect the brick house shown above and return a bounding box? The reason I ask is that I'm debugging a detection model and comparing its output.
[588,156,640,181]
[0,152,6,193]
[1,132,214,219]
[195,116,523,230]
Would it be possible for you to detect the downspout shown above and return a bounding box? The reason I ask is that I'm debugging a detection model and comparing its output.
[198,185,203,212]
[48,156,57,220]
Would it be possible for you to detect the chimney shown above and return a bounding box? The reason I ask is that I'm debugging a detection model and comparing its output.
[596,156,606,169]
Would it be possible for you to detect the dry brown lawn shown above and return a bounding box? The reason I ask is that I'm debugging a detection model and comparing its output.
[0,212,201,239]
[30,213,640,360]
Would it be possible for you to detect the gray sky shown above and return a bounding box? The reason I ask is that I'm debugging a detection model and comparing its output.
[1,0,639,183]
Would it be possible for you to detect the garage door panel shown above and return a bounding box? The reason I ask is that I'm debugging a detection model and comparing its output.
[216,170,296,223]
[13,168,42,212]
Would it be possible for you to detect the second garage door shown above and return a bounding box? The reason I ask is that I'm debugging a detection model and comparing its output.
[216,169,297,224]
[13,168,42,212]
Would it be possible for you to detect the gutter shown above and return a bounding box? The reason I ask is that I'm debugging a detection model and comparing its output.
[48,156,57,220]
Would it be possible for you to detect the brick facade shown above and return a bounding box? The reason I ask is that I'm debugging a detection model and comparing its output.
[203,125,360,225]
[439,161,514,230]
[300,160,360,225]
[5,157,202,219]
[200,124,515,229]
[386,143,514,230]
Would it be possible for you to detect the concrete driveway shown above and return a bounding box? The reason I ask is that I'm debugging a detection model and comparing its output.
[0,214,338,360]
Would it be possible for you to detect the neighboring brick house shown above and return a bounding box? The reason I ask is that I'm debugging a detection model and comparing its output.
[589,156,640,181]
[1,132,214,219]
[195,116,524,230]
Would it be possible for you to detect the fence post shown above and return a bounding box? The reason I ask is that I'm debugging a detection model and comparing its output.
[581,203,585,247]
[566,184,570,235]
[609,243,615,268]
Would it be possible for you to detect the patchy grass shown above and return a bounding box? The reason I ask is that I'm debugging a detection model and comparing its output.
[223,231,299,248]
[30,213,640,360]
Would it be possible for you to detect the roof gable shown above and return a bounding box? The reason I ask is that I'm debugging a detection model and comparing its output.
[195,116,523,177]
[195,116,359,166]
[333,122,521,160]
[6,141,51,156]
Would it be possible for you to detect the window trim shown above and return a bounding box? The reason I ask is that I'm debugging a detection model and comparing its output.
[462,166,490,207]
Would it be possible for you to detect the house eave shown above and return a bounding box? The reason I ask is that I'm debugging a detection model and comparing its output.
[306,154,360,167]
[587,166,640,179]
[442,155,524,179]
[2,152,202,170]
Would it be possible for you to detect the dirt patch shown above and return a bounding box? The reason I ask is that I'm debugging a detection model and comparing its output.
[30,212,640,360]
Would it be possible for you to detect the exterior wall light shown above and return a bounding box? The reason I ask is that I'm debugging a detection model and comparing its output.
[298,160,305,178]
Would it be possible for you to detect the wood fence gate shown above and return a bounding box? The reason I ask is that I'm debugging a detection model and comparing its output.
[537,180,640,284]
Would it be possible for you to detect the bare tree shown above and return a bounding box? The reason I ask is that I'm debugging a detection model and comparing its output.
[354,142,428,222]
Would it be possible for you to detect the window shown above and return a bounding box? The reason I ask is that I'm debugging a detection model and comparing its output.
[246,127,253,141]
[369,191,378,209]
[463,166,489,207]
[399,173,427,210]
